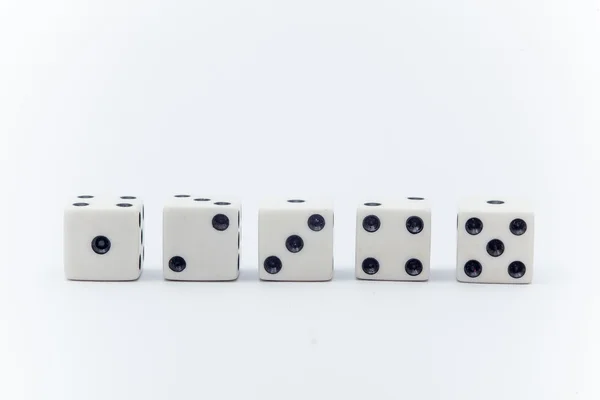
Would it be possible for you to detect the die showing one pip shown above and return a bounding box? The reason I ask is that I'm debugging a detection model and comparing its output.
[163,195,241,281]
[355,198,431,281]
[258,199,334,281]
[64,195,144,281]
[456,198,534,284]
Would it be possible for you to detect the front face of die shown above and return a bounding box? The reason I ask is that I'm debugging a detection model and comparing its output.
[457,200,534,284]
[163,196,240,281]
[64,196,144,281]
[355,200,431,281]
[259,200,334,281]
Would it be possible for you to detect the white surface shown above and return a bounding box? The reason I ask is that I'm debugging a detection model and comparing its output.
[163,196,241,281]
[259,199,334,281]
[1,0,599,399]
[457,197,534,283]
[63,196,144,281]
[355,198,431,281]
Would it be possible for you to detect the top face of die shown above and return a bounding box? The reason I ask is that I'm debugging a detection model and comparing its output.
[164,194,241,210]
[259,198,333,212]
[66,195,143,212]
[458,198,533,215]
[357,197,431,212]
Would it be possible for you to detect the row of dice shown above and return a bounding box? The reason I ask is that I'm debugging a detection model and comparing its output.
[64,195,534,284]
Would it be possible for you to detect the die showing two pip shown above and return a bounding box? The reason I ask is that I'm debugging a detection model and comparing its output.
[163,195,241,281]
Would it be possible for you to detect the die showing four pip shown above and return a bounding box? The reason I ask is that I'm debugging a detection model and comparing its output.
[63,196,535,284]
[355,198,432,281]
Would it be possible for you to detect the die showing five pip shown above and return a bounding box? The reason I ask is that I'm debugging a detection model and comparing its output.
[456,198,534,284]
[63,195,534,284]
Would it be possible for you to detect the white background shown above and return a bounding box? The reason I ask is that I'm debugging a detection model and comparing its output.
[1,1,599,399]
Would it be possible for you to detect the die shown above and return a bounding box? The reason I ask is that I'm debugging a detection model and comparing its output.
[355,198,431,281]
[456,198,534,284]
[64,195,144,281]
[163,195,241,281]
[258,199,334,281]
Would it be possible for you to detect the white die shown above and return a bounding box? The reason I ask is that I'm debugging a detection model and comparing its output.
[163,195,241,281]
[64,195,144,281]
[355,198,431,281]
[258,199,334,281]
[456,198,534,284]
